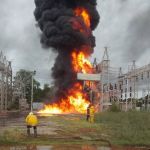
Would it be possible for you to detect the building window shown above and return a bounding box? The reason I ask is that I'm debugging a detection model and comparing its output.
[125,93,127,98]
[136,76,138,82]
[130,93,132,97]
[147,72,149,78]
[130,87,132,92]
[119,84,122,90]
[141,73,143,80]
[110,84,113,90]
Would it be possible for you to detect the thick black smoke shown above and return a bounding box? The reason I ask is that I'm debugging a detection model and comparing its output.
[34,0,100,100]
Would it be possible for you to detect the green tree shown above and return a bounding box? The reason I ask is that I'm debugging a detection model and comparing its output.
[14,69,55,104]
[32,83,55,102]
[14,69,39,104]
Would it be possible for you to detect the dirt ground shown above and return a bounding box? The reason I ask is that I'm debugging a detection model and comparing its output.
[0,113,93,136]
[0,114,65,136]
[0,113,111,146]
[0,113,150,149]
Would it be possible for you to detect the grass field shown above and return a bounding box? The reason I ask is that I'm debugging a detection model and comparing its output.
[95,111,150,146]
[0,111,150,147]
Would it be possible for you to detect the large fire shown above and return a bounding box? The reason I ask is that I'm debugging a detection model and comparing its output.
[72,51,93,74]
[38,52,92,114]
[74,7,91,28]
[38,83,90,114]
[38,7,93,115]
[38,92,89,114]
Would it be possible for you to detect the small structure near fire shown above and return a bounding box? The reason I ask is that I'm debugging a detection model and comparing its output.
[77,73,101,110]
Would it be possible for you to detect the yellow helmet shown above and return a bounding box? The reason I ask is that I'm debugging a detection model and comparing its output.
[29,112,33,115]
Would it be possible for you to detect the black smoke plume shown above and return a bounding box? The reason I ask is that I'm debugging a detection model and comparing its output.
[34,0,100,101]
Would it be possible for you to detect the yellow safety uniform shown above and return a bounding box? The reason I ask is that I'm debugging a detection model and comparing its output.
[25,113,38,126]
[89,105,95,123]
[86,105,90,121]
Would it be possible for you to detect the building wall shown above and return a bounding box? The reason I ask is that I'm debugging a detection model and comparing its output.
[99,63,150,111]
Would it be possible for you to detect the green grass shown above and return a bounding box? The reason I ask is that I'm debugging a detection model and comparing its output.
[95,111,150,146]
[0,133,106,146]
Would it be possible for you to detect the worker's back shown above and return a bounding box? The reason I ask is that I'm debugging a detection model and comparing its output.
[89,106,95,116]
[26,113,38,126]
[87,105,90,115]
[89,105,95,123]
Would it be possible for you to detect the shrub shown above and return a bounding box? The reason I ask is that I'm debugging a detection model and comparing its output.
[109,102,121,112]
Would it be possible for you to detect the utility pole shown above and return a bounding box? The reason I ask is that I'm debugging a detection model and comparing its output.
[118,67,123,103]
[147,64,150,110]
[132,60,136,109]
[125,77,129,112]
[31,71,36,112]
[100,47,110,112]
[101,71,103,112]
[31,74,33,112]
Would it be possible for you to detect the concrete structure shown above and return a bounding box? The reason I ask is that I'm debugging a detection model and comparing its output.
[77,72,101,111]
[117,62,150,111]
[0,52,12,111]
[77,73,101,81]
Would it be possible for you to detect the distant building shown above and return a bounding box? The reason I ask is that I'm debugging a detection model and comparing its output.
[96,48,150,111]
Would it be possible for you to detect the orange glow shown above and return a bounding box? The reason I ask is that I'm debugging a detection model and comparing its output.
[72,51,92,74]
[38,52,92,115]
[38,83,90,114]
[74,7,91,28]
[38,51,93,115]
[38,104,63,114]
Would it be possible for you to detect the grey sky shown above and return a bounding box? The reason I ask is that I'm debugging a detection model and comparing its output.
[0,0,150,86]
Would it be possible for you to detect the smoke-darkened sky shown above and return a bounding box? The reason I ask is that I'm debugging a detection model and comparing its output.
[0,0,150,86]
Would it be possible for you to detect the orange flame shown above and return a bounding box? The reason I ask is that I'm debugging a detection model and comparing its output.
[38,52,93,114]
[74,7,91,28]
[72,51,92,73]
[38,83,90,114]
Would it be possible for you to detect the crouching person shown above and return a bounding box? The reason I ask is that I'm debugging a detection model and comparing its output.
[25,112,38,137]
